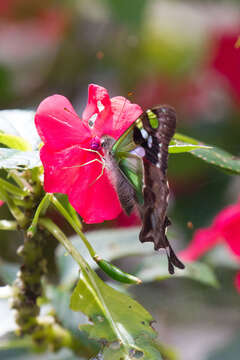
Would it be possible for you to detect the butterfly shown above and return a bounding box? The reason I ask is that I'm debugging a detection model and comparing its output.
[101,105,185,274]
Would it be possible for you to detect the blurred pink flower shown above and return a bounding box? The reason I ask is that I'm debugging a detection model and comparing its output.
[35,84,142,224]
[210,29,240,103]
[180,199,240,292]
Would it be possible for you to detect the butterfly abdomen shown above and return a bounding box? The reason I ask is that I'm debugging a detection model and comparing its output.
[102,135,136,215]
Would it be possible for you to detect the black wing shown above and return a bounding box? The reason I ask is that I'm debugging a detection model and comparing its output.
[133,105,185,274]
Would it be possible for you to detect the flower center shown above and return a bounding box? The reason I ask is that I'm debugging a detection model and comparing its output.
[90,136,101,150]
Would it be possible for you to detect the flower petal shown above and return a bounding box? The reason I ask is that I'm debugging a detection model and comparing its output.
[40,144,122,223]
[35,95,91,151]
[69,169,122,224]
[94,96,143,139]
[82,84,111,127]
[179,227,221,261]
[213,201,240,257]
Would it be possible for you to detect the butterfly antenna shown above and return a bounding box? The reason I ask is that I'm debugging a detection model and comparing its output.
[115,96,129,125]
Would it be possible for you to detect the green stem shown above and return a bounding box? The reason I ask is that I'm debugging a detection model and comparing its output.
[66,201,82,230]
[9,170,33,192]
[0,220,18,230]
[49,196,141,284]
[50,196,96,258]
[0,188,27,227]
[27,194,52,237]
[39,218,137,347]
[0,177,29,197]
[14,198,34,209]
[38,217,88,269]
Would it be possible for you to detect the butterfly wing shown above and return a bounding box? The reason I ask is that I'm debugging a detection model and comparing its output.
[111,105,184,274]
[112,121,144,206]
[133,106,184,273]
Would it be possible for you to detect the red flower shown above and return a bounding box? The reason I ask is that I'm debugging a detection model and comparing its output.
[35,84,142,223]
[210,29,240,103]
[180,199,240,292]
[116,210,141,228]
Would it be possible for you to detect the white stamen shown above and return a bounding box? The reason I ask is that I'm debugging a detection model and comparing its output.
[88,113,98,127]
[141,128,148,139]
[148,135,153,148]
[97,100,105,112]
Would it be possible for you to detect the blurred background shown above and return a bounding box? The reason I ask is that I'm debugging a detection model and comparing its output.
[0,1,240,359]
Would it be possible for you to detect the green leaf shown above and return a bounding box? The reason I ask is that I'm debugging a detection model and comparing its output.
[101,338,163,360]
[57,227,153,287]
[190,146,240,174]
[136,255,218,288]
[0,110,40,151]
[173,133,240,174]
[0,149,40,169]
[70,271,162,359]
[169,142,210,153]
[0,133,32,151]
[173,133,199,145]
[47,286,100,357]
[42,219,163,359]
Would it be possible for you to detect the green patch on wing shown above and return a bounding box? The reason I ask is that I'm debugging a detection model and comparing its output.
[112,118,144,204]
[118,156,144,204]
[112,120,142,155]
[146,109,158,129]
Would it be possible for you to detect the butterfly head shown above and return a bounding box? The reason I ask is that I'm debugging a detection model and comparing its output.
[101,135,115,153]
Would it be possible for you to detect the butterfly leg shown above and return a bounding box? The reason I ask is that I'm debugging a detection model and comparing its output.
[62,158,104,169]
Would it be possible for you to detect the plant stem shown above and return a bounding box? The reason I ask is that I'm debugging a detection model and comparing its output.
[12,230,47,334]
[27,194,52,237]
[0,177,29,197]
[9,170,33,193]
[39,217,88,269]
[66,201,82,229]
[0,188,27,227]
[0,220,17,230]
[14,198,34,209]
[50,196,96,258]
